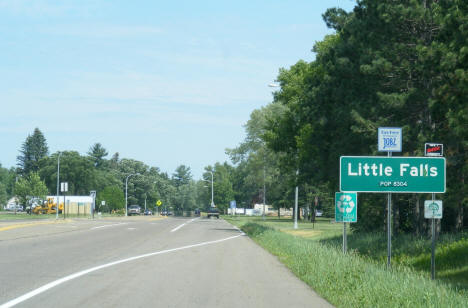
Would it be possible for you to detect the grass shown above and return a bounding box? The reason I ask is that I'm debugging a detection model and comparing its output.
[224,215,468,307]
[0,212,56,220]
[0,212,126,221]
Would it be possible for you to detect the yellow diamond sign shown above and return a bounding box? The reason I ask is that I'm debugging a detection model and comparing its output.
[156,200,162,206]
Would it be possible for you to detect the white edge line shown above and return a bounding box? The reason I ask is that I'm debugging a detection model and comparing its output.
[0,232,243,308]
[91,223,128,230]
[170,217,199,233]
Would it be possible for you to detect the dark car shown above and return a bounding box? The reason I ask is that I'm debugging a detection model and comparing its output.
[207,207,219,219]
[144,209,152,215]
[128,205,141,216]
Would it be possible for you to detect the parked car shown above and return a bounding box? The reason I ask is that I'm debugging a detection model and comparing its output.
[128,205,141,216]
[144,209,152,215]
[315,210,323,217]
[207,207,220,219]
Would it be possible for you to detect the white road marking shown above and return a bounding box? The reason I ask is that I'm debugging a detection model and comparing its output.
[90,223,128,230]
[170,217,200,233]
[127,228,136,230]
[0,233,243,308]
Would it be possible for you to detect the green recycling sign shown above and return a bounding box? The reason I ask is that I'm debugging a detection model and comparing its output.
[335,192,357,223]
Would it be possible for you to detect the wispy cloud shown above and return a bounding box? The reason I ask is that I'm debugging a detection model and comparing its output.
[0,0,86,16]
[39,24,164,38]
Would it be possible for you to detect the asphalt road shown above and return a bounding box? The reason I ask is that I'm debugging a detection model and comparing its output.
[0,216,332,308]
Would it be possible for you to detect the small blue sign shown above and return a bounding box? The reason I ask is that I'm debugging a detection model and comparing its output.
[378,127,402,152]
[230,200,236,209]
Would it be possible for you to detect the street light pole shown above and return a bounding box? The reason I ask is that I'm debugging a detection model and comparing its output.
[56,152,62,220]
[263,165,266,220]
[125,173,139,217]
[294,169,299,229]
[210,171,214,207]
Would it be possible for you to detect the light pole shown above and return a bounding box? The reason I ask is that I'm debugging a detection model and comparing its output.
[56,152,62,220]
[203,171,214,207]
[263,165,266,220]
[294,169,299,229]
[125,173,139,217]
[209,171,214,207]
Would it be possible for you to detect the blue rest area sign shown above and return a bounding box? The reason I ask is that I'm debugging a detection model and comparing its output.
[335,192,357,223]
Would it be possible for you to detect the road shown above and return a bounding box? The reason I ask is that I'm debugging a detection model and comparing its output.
[0,216,332,308]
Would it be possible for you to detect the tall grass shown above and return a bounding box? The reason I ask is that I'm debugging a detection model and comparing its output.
[229,218,468,307]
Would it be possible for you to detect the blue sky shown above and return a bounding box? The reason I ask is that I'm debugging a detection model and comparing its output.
[0,0,356,178]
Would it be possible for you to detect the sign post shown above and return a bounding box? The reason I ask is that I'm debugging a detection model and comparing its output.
[425,199,442,280]
[90,191,96,219]
[60,182,68,219]
[230,200,237,216]
[335,192,357,253]
[378,127,401,268]
[156,200,162,216]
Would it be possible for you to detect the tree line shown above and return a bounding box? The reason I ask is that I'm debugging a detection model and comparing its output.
[0,128,237,214]
[227,0,467,234]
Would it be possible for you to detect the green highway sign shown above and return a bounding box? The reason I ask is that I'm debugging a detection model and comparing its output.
[335,192,357,223]
[340,156,445,193]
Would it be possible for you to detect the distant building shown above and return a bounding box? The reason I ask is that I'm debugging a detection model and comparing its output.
[4,197,21,210]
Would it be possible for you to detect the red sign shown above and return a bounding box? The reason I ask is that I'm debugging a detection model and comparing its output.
[425,143,443,157]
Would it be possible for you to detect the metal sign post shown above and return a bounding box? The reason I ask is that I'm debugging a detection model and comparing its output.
[335,192,357,254]
[425,142,443,279]
[378,127,401,269]
[90,191,96,219]
[431,193,435,280]
[60,182,68,219]
[230,200,236,216]
[424,198,442,280]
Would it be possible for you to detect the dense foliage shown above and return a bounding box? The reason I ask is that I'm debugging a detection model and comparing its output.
[229,0,467,233]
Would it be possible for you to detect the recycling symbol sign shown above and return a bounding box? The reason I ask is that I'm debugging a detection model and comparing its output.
[335,192,357,223]
[424,200,442,219]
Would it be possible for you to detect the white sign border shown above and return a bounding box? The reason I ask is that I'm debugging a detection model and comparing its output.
[339,156,446,193]
[378,127,402,152]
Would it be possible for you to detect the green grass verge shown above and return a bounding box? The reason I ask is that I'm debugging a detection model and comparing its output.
[0,212,55,220]
[225,216,468,307]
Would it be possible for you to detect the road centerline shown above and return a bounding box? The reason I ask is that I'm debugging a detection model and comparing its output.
[170,217,199,233]
[90,222,128,230]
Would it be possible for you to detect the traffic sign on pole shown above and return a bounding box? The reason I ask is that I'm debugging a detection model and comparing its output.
[340,156,445,193]
[378,127,402,152]
[424,200,443,219]
[335,192,357,223]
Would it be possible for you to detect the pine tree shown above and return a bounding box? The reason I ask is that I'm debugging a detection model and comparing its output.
[17,128,49,175]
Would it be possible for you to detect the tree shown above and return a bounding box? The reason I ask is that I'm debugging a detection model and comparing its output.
[17,128,48,175]
[227,103,289,211]
[261,0,467,232]
[14,172,48,209]
[0,164,15,207]
[172,165,194,213]
[97,186,124,213]
[39,151,97,195]
[87,143,109,168]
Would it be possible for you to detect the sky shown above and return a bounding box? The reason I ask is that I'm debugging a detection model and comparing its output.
[0,0,356,179]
